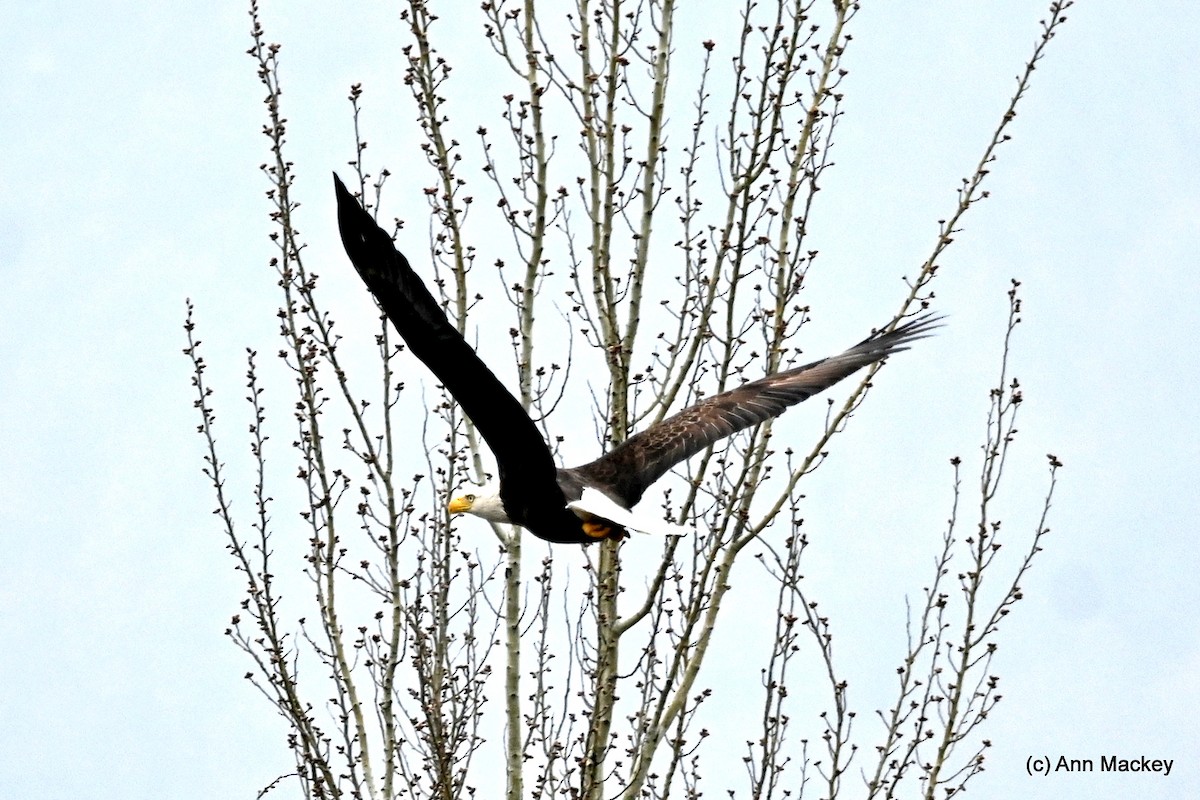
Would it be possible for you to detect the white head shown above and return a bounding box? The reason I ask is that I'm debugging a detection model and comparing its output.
[447,482,510,524]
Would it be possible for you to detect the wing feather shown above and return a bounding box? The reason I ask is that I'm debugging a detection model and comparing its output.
[576,314,942,506]
[333,174,564,520]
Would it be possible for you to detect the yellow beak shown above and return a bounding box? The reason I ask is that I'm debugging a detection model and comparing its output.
[448,495,472,514]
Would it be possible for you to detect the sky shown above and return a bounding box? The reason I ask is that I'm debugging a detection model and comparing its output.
[2,2,1198,798]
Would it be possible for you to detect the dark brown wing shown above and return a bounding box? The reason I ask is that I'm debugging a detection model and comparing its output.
[571,314,942,507]
[333,174,565,524]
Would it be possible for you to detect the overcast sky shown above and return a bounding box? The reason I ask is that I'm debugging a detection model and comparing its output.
[2,2,1197,798]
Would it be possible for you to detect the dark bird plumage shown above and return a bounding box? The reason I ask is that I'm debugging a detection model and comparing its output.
[334,174,940,544]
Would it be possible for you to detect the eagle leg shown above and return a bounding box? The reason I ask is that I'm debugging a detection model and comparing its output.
[581,521,612,539]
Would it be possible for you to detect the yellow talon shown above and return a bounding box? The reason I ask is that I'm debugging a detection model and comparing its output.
[582,521,611,539]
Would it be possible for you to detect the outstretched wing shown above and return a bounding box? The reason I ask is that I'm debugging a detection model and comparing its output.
[575,314,942,506]
[333,174,564,519]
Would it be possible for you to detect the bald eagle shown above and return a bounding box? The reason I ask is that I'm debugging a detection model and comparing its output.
[334,175,939,544]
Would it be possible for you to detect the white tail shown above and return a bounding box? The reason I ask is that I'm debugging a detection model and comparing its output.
[567,487,688,538]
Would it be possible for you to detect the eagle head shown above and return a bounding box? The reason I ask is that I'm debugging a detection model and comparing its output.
[448,482,510,523]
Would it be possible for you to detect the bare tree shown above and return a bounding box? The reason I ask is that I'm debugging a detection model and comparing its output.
[185,1,1069,798]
